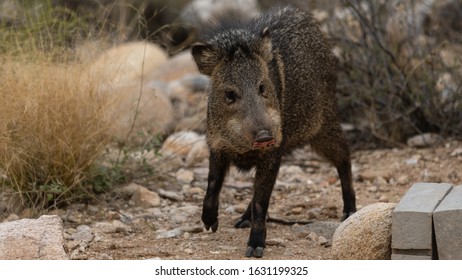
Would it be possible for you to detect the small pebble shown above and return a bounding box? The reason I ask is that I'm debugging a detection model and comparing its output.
[318,236,328,246]
[291,207,303,215]
[306,232,318,242]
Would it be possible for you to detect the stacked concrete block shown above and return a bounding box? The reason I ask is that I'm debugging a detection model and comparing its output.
[391,182,453,260]
[433,185,462,259]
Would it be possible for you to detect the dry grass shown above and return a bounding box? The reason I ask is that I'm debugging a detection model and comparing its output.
[0,1,169,212]
[0,55,113,209]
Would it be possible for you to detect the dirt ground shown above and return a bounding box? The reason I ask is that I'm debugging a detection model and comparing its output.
[61,139,462,259]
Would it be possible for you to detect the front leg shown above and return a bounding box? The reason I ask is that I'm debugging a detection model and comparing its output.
[202,151,230,232]
[245,152,281,258]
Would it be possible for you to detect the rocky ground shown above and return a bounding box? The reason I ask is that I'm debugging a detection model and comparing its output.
[5,139,459,260]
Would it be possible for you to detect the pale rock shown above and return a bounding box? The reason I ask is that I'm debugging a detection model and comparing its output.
[266,238,286,247]
[4,213,19,222]
[291,207,303,215]
[304,221,341,240]
[169,205,200,225]
[185,187,204,195]
[120,183,161,208]
[306,232,319,242]
[318,236,328,246]
[89,41,168,86]
[150,51,200,82]
[234,203,247,214]
[141,207,163,218]
[378,195,389,203]
[158,131,208,169]
[158,189,183,202]
[0,215,68,259]
[71,225,94,243]
[67,240,81,250]
[156,228,183,239]
[107,81,174,145]
[225,206,235,214]
[98,253,114,260]
[93,220,130,234]
[375,176,388,185]
[397,174,410,185]
[167,74,209,133]
[332,203,396,260]
[407,133,442,148]
[359,169,393,181]
[181,0,259,27]
[279,165,304,174]
[405,154,421,165]
[180,225,203,233]
[451,147,462,157]
[176,169,195,184]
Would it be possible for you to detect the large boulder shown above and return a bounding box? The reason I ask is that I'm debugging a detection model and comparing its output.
[108,81,174,145]
[150,51,201,82]
[89,41,168,87]
[0,215,68,259]
[331,203,396,260]
[180,0,260,27]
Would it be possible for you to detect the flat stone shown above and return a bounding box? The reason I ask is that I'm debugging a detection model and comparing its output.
[0,215,67,259]
[303,221,340,240]
[433,185,462,259]
[158,189,183,201]
[392,183,452,251]
[120,183,161,208]
[407,133,442,147]
[71,225,94,243]
[391,252,432,260]
[156,228,183,239]
[176,169,195,184]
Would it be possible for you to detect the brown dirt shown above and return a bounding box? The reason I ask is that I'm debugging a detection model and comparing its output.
[60,140,462,259]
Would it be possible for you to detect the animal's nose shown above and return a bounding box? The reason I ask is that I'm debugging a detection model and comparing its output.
[254,130,274,143]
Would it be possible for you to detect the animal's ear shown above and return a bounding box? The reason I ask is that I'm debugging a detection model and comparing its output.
[192,42,219,76]
[259,27,273,62]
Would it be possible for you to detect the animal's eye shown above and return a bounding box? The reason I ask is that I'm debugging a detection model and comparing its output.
[259,82,267,98]
[225,90,237,104]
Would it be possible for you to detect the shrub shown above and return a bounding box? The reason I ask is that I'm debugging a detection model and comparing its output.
[329,0,462,145]
[0,56,113,209]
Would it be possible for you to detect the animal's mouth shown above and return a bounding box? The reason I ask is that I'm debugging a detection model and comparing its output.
[252,130,277,150]
[252,138,276,149]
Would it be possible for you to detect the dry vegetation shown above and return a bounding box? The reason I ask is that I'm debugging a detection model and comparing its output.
[0,1,117,210]
[0,56,113,209]
[329,0,462,145]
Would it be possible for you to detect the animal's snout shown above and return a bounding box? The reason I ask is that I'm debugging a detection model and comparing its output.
[253,130,276,148]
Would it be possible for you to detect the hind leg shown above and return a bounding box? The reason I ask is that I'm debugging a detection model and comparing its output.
[234,203,251,228]
[311,124,356,220]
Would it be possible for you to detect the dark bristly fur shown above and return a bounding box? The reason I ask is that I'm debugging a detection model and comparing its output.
[191,6,356,258]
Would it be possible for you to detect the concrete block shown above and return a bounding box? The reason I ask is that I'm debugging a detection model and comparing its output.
[433,185,462,259]
[391,250,432,260]
[392,183,453,254]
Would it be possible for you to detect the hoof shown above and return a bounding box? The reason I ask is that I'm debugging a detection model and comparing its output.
[245,246,264,258]
[204,220,219,232]
[234,218,251,228]
[341,211,355,221]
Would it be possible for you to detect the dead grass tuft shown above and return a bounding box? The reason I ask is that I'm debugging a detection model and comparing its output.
[0,55,113,209]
